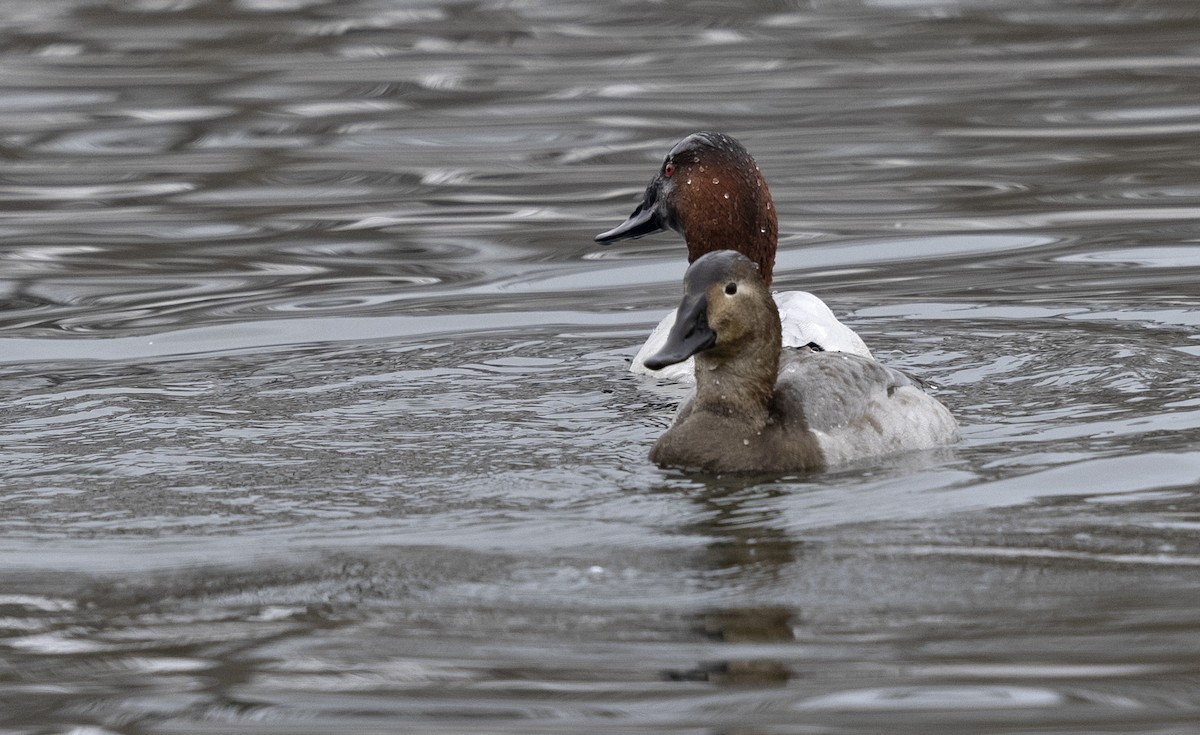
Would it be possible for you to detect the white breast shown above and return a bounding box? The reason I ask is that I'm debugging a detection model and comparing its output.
[630,290,871,383]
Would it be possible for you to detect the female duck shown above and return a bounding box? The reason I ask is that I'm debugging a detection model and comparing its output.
[596,131,870,382]
[645,251,957,473]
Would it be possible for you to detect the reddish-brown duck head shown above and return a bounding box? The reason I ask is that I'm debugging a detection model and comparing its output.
[595,132,779,287]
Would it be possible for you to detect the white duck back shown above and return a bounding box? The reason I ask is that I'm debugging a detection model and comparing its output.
[630,290,871,383]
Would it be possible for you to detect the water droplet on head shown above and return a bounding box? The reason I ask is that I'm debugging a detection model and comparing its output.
[686,178,692,185]
[760,227,766,233]
[724,192,730,199]
[742,438,750,446]
[712,178,719,184]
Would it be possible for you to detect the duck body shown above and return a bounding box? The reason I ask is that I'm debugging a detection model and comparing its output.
[645,251,957,474]
[652,348,958,473]
[596,132,872,381]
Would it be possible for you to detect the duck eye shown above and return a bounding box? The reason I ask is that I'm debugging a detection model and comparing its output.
[663,162,675,177]
[724,282,737,295]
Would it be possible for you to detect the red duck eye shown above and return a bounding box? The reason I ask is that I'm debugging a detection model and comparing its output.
[663,163,675,178]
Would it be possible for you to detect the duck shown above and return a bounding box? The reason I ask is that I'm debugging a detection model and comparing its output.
[595,131,871,382]
[644,250,958,474]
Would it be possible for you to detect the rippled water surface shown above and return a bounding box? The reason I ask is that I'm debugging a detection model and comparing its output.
[3,0,1200,732]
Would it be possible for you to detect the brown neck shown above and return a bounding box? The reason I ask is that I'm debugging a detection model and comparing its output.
[692,321,781,424]
[677,168,778,287]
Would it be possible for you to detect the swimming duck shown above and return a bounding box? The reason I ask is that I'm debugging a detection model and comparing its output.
[645,251,958,473]
[596,131,871,382]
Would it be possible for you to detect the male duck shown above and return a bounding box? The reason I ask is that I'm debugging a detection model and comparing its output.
[596,131,871,382]
[645,251,958,473]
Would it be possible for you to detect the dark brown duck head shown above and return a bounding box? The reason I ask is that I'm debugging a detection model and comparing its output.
[595,132,779,287]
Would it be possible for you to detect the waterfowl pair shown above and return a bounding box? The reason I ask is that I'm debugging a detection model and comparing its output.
[644,251,959,473]
[595,133,957,471]
[596,131,871,382]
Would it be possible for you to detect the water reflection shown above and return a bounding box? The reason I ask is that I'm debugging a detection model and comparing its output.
[657,477,804,685]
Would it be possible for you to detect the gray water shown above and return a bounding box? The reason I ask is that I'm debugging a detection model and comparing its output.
[2,0,1200,732]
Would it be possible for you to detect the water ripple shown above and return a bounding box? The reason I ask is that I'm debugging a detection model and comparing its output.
[0,182,195,201]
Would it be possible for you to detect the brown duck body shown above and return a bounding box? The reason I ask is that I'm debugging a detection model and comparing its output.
[645,251,958,474]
